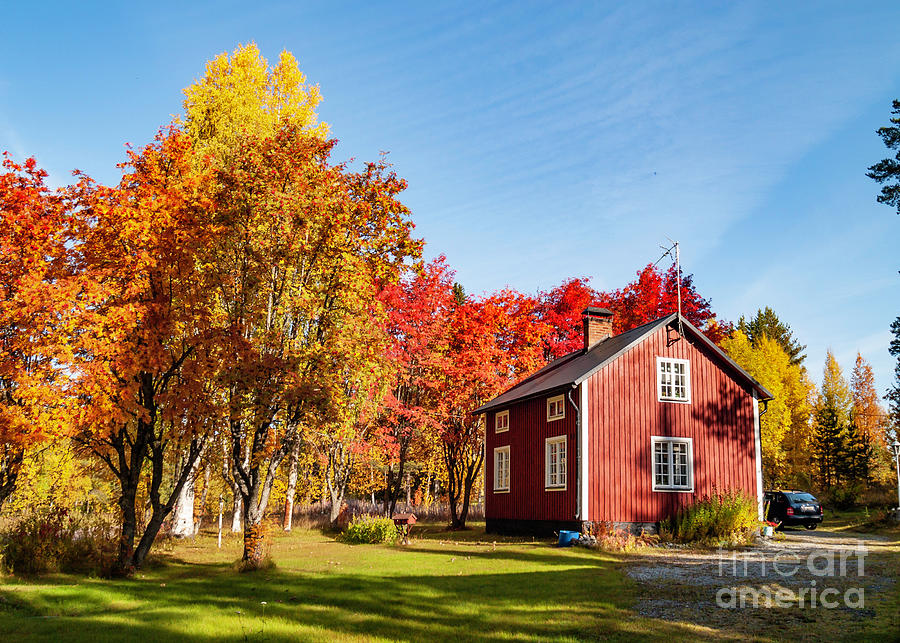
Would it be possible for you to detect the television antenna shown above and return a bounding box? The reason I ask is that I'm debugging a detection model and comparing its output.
[655,238,684,336]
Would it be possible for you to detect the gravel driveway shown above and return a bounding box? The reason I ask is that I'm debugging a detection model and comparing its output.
[624,530,897,639]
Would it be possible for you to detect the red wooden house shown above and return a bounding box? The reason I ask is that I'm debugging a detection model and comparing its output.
[474,307,773,535]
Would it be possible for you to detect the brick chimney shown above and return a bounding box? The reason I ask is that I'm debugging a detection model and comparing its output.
[582,307,614,350]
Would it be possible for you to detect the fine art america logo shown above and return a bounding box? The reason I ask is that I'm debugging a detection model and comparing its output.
[715,545,868,609]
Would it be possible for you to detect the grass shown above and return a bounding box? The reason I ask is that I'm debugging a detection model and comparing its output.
[817,505,900,535]
[1,519,898,642]
[0,521,709,642]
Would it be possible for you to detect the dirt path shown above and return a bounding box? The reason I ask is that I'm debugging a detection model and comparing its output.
[624,529,897,639]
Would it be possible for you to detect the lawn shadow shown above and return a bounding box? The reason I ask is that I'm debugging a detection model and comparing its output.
[1,548,744,642]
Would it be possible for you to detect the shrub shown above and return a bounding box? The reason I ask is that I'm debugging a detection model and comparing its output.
[582,522,658,552]
[826,484,864,510]
[659,488,758,546]
[0,506,117,576]
[341,516,397,544]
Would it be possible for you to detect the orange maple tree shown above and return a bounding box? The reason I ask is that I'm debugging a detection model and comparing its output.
[65,129,221,573]
[0,156,71,512]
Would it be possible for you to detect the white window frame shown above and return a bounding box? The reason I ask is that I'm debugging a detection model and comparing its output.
[495,410,509,434]
[493,446,510,493]
[546,394,565,421]
[656,357,691,403]
[545,435,567,490]
[651,436,694,492]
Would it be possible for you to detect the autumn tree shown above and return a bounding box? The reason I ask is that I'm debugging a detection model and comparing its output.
[313,308,391,527]
[0,156,70,512]
[183,42,327,164]
[850,353,893,486]
[812,351,853,489]
[66,129,220,573]
[601,264,729,343]
[537,277,603,361]
[722,331,815,487]
[737,307,807,365]
[376,257,456,516]
[208,128,418,563]
[182,42,339,540]
[867,99,900,215]
[439,289,546,529]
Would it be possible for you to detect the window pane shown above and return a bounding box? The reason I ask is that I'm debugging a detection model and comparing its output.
[654,441,671,486]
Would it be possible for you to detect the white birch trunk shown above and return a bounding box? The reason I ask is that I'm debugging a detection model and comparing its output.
[231,493,243,532]
[172,462,197,537]
[283,439,302,531]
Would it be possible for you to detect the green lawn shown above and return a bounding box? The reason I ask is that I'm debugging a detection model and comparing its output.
[820,505,900,534]
[0,522,706,642]
[1,520,897,642]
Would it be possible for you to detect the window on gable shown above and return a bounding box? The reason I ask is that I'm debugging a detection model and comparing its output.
[652,437,693,491]
[545,436,567,489]
[547,394,565,421]
[657,357,691,403]
[495,410,509,433]
[494,446,510,492]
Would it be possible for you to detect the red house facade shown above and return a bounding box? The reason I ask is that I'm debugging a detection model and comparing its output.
[475,308,773,535]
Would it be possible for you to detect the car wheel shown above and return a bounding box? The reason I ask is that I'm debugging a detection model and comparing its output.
[805,524,817,530]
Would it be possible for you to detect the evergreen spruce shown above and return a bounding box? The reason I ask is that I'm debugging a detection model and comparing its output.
[736,307,807,365]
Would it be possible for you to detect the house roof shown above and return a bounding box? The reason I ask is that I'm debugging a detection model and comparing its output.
[472,313,774,414]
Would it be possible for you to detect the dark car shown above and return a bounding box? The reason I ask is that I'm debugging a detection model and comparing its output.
[764,490,824,530]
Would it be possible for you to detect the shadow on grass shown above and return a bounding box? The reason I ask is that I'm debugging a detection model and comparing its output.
[0,548,731,643]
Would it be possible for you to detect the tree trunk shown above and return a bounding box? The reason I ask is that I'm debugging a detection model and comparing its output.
[172,457,197,537]
[131,436,204,569]
[116,476,140,575]
[231,417,294,566]
[282,438,302,531]
[80,357,203,575]
[325,440,352,529]
[196,464,210,532]
[242,521,264,564]
[382,433,412,517]
[328,485,345,525]
[0,446,24,515]
[231,493,242,532]
[443,421,484,530]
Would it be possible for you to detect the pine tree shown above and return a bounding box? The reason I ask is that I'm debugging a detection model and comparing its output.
[866,99,900,215]
[813,352,853,489]
[736,307,807,365]
[888,317,900,430]
[844,415,873,485]
[813,406,846,488]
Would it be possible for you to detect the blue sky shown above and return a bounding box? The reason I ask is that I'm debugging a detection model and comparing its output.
[2,2,899,393]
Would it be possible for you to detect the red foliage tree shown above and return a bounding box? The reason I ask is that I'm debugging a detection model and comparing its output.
[438,289,546,528]
[602,264,730,343]
[536,277,604,361]
[376,257,457,516]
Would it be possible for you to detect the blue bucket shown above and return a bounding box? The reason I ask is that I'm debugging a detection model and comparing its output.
[557,530,579,547]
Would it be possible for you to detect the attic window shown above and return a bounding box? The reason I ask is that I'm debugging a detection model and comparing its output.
[652,436,693,491]
[547,395,565,421]
[495,410,509,433]
[657,357,690,403]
